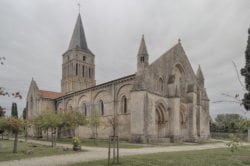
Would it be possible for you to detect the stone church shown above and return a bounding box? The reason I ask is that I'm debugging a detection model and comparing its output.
[26,13,210,143]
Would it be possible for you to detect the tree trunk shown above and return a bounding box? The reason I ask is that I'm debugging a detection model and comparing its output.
[51,128,57,148]
[73,129,76,137]
[54,128,57,147]
[58,127,61,139]
[47,128,49,141]
[51,128,54,147]
[13,131,18,153]
[95,125,98,145]
[25,126,28,142]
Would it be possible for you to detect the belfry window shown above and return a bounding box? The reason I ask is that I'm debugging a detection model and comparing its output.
[76,63,78,75]
[82,65,85,77]
[83,56,86,61]
[140,56,144,62]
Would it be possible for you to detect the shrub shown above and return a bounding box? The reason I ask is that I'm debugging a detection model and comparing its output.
[226,134,240,154]
[72,137,81,151]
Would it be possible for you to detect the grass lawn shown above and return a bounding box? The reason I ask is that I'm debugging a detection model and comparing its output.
[32,137,222,149]
[0,140,77,162]
[70,146,250,166]
[55,138,146,149]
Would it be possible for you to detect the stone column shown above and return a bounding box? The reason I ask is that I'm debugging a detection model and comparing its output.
[130,91,146,143]
[168,97,181,142]
[167,78,181,142]
[187,84,197,142]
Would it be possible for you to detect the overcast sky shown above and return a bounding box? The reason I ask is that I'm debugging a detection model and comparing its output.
[0,0,250,119]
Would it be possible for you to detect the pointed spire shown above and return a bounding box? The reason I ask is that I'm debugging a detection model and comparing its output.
[196,65,204,80]
[138,35,148,55]
[68,14,88,51]
[178,38,181,44]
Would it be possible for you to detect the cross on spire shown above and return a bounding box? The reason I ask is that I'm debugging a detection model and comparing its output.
[77,0,81,13]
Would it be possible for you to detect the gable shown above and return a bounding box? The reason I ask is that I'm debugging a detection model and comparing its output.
[149,43,197,82]
[142,42,199,95]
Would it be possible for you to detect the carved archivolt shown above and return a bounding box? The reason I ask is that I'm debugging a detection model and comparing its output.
[155,102,169,124]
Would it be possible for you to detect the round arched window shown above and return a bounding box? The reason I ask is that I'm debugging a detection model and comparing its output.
[99,100,104,116]
[82,103,87,116]
[121,96,127,114]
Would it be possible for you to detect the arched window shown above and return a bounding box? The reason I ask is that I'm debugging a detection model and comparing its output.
[159,78,164,91]
[82,103,87,116]
[99,100,104,116]
[121,96,127,114]
[83,56,86,61]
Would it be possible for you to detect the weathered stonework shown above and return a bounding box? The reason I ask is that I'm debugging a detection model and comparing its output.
[26,14,210,143]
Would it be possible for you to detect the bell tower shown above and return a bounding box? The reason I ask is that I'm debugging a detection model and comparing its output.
[137,35,149,74]
[61,14,96,94]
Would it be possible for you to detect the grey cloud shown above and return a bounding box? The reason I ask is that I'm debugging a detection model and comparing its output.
[0,0,250,118]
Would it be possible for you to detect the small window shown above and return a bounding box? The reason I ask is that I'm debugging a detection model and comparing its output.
[83,56,86,61]
[30,96,33,109]
[82,103,87,116]
[89,68,91,78]
[99,100,104,116]
[159,78,164,91]
[121,96,127,114]
[68,56,70,61]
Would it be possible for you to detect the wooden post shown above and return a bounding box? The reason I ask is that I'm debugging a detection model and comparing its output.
[117,136,119,163]
[108,136,111,166]
[108,136,119,165]
[248,128,250,142]
[112,136,115,163]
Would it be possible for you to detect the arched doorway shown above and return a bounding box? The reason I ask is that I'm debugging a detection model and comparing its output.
[155,103,169,138]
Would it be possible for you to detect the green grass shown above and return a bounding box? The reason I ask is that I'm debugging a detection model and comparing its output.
[33,137,222,149]
[70,146,250,166]
[0,140,77,161]
[56,138,146,149]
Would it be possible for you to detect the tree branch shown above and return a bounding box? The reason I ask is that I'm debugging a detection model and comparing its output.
[232,61,245,90]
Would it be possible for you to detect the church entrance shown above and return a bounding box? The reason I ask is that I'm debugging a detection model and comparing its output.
[155,103,168,138]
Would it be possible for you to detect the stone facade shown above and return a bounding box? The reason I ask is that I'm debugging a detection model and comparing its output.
[26,14,210,143]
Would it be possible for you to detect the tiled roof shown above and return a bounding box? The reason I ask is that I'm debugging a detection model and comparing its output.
[39,90,63,99]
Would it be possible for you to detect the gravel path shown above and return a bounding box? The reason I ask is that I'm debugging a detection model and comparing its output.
[1,140,249,166]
